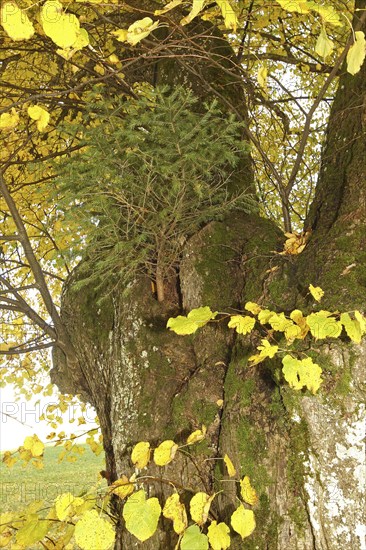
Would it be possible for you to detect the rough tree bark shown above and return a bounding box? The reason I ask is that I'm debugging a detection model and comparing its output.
[51,5,366,549]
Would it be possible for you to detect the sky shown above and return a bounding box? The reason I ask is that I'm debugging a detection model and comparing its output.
[0,380,99,451]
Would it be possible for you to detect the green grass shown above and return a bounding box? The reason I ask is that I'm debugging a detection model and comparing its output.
[0,444,106,512]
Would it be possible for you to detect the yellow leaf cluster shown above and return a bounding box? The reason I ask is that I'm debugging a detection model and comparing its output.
[112,17,159,46]
[162,493,188,534]
[279,230,311,255]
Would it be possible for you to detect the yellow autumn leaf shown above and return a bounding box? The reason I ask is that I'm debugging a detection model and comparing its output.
[347,31,366,76]
[111,475,135,499]
[180,0,205,26]
[355,310,366,334]
[131,441,151,469]
[207,521,231,550]
[215,0,238,32]
[309,3,342,26]
[27,105,50,132]
[123,490,161,542]
[315,27,334,59]
[186,425,207,445]
[41,1,80,49]
[154,440,178,466]
[112,18,159,46]
[0,108,19,130]
[306,311,342,339]
[240,476,258,506]
[227,315,255,335]
[162,493,188,534]
[223,453,236,477]
[340,313,363,344]
[267,312,293,332]
[190,492,215,525]
[155,0,183,15]
[55,493,84,521]
[74,510,115,550]
[258,309,275,325]
[290,309,310,339]
[249,339,278,365]
[245,302,262,315]
[276,0,310,13]
[23,435,44,457]
[309,284,324,302]
[282,354,323,393]
[257,65,268,92]
[231,504,256,539]
[1,1,35,41]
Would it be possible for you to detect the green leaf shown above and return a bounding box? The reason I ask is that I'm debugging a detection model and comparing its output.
[167,307,217,335]
[227,315,255,335]
[347,31,366,75]
[306,311,342,339]
[282,354,323,393]
[181,525,209,550]
[74,510,115,550]
[123,489,161,542]
[340,313,363,344]
[16,516,50,546]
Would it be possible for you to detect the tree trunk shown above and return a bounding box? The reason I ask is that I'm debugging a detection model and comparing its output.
[51,6,366,549]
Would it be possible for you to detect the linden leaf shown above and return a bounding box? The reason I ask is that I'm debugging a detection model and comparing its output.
[231,504,256,539]
[155,0,183,15]
[275,0,310,14]
[186,425,207,445]
[55,492,78,521]
[355,311,366,334]
[228,315,255,335]
[111,475,135,499]
[215,0,238,32]
[258,309,275,325]
[257,64,268,93]
[249,339,278,366]
[282,354,323,393]
[113,18,159,46]
[315,27,334,59]
[308,3,342,26]
[347,31,366,75]
[290,309,310,339]
[23,435,44,457]
[181,525,209,550]
[131,441,151,469]
[207,521,231,550]
[41,1,80,49]
[74,510,115,550]
[27,105,50,132]
[309,284,324,302]
[190,492,215,525]
[223,453,236,477]
[0,108,19,130]
[16,516,50,546]
[123,490,161,542]
[340,313,363,344]
[245,302,262,315]
[167,307,217,335]
[240,476,258,506]
[153,440,178,466]
[1,1,35,41]
[267,312,293,332]
[306,311,342,339]
[180,0,205,26]
[162,493,188,534]
[188,306,218,327]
